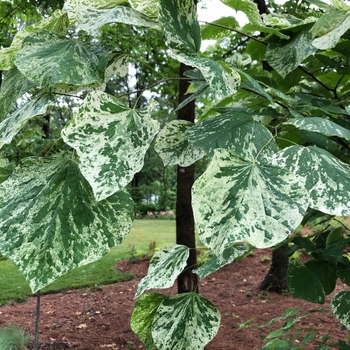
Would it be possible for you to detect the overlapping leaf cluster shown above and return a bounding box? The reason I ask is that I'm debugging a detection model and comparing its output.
[1,0,350,348]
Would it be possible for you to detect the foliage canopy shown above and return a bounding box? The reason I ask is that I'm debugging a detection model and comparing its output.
[2,0,350,348]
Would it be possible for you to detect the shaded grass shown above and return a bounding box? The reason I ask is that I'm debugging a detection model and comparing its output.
[0,220,175,305]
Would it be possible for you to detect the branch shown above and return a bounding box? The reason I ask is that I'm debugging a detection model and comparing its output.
[115,77,202,99]
[297,66,334,95]
[200,21,267,45]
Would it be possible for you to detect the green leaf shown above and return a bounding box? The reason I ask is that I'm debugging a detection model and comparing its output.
[152,292,221,350]
[312,11,350,49]
[131,293,166,350]
[0,9,69,70]
[0,157,134,292]
[0,68,32,119]
[0,94,56,149]
[285,117,350,140]
[272,145,350,216]
[76,3,159,36]
[61,91,159,201]
[201,17,239,40]
[0,159,13,184]
[192,148,309,254]
[337,269,350,286]
[186,112,279,161]
[135,244,189,299]
[159,0,201,55]
[266,29,317,78]
[154,120,205,167]
[193,245,250,280]
[331,291,350,329]
[304,260,337,295]
[220,0,262,26]
[288,260,325,304]
[15,30,103,90]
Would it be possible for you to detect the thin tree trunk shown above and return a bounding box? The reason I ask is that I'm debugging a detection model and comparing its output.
[259,244,289,293]
[176,62,198,294]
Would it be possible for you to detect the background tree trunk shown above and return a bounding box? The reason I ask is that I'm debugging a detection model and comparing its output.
[176,62,198,294]
[259,244,289,293]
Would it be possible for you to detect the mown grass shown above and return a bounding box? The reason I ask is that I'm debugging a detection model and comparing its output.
[0,220,175,305]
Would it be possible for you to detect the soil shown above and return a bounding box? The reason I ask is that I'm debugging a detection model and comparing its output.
[1,249,349,350]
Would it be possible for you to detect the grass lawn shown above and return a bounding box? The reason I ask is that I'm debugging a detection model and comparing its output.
[0,220,175,305]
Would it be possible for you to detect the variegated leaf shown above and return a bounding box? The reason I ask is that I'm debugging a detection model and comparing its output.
[159,0,201,55]
[193,245,250,280]
[266,29,316,78]
[272,145,350,216]
[135,244,189,299]
[285,117,350,140]
[312,11,350,49]
[171,54,241,102]
[220,0,262,26]
[0,157,134,292]
[61,91,159,201]
[186,112,279,162]
[0,10,68,71]
[331,291,350,329]
[192,148,308,254]
[0,68,32,119]
[0,94,56,149]
[76,3,159,36]
[152,292,221,350]
[154,120,205,167]
[310,8,347,39]
[15,30,103,89]
[131,293,166,350]
[63,0,139,23]
[129,0,159,17]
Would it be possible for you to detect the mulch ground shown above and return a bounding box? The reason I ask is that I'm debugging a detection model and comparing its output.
[0,249,349,349]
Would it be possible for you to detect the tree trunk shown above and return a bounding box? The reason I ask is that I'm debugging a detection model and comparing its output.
[259,244,289,293]
[176,62,198,294]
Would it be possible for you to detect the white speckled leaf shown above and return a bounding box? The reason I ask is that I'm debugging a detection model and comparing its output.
[331,292,350,329]
[0,9,68,70]
[15,30,103,89]
[312,11,350,49]
[129,0,159,17]
[193,245,250,280]
[266,29,316,78]
[131,293,166,350]
[220,0,262,26]
[186,112,279,162]
[192,148,308,254]
[159,0,201,55]
[285,117,350,140]
[152,292,221,350]
[0,94,56,149]
[61,91,159,201]
[171,53,241,102]
[0,157,134,292]
[76,3,159,36]
[272,145,350,216]
[154,120,205,167]
[0,68,32,119]
[135,244,189,299]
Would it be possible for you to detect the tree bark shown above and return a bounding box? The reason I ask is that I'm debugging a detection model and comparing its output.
[176,62,198,294]
[259,244,289,293]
